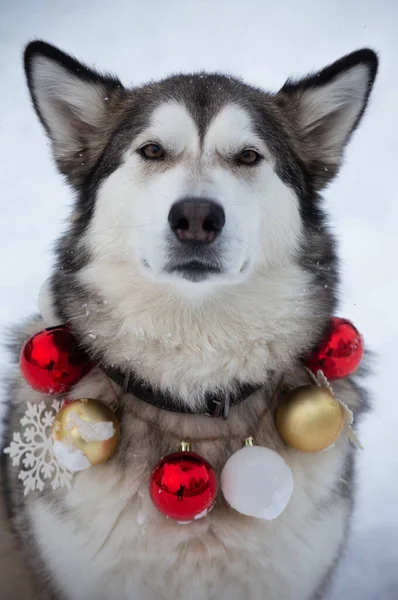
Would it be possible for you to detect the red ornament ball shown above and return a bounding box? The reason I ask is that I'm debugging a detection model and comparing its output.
[150,451,218,522]
[304,317,364,380]
[20,326,92,394]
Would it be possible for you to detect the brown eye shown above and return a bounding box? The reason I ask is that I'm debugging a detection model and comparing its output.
[238,149,261,165]
[140,143,165,159]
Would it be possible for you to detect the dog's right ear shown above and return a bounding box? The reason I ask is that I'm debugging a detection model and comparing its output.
[24,41,125,187]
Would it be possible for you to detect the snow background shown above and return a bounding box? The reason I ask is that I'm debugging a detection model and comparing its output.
[0,0,397,597]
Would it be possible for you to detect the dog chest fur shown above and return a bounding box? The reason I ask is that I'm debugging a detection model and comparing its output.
[5,318,359,600]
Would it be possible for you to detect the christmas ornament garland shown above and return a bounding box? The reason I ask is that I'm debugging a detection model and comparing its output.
[275,385,345,453]
[52,399,120,471]
[4,305,365,522]
[220,437,293,520]
[304,317,364,380]
[149,441,218,522]
[20,326,92,394]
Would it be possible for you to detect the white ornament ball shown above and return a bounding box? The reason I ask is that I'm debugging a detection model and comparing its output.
[38,278,60,326]
[221,445,293,520]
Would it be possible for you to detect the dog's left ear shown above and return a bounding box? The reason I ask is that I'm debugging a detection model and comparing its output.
[24,40,125,188]
[276,49,378,190]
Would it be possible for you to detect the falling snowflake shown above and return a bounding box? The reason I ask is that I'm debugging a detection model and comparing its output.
[3,400,74,496]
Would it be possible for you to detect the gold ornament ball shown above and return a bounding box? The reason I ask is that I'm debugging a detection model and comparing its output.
[275,386,344,452]
[52,399,120,467]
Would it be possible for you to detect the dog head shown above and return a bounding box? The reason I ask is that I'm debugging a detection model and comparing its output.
[25,42,377,292]
[23,42,377,397]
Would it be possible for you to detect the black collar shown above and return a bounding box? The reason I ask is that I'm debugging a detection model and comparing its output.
[102,366,263,419]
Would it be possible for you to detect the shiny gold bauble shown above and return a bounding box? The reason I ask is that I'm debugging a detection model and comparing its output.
[52,399,120,468]
[275,386,345,452]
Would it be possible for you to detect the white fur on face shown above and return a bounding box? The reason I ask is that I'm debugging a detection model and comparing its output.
[85,101,302,297]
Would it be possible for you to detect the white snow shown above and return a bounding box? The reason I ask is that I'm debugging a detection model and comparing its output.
[0,1,397,598]
[194,507,212,520]
[77,420,114,443]
[52,439,91,472]
[64,412,115,443]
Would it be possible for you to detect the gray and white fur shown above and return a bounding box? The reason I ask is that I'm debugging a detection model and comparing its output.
[0,41,377,600]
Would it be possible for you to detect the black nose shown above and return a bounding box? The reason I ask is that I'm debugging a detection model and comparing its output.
[168,199,225,244]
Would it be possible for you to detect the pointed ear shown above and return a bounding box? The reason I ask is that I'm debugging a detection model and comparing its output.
[276,49,378,190]
[24,41,125,187]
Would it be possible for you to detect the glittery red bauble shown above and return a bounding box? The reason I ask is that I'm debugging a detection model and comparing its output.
[20,326,92,394]
[304,317,364,380]
[150,452,218,521]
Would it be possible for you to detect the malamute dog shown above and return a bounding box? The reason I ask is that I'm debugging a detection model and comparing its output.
[0,41,377,599]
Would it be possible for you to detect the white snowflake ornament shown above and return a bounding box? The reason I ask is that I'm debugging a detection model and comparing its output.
[3,400,73,495]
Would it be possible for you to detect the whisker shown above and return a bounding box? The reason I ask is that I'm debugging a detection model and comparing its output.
[158,192,175,202]
[234,236,253,250]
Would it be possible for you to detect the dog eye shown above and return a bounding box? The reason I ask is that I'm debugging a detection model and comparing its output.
[140,143,165,159]
[238,149,261,165]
